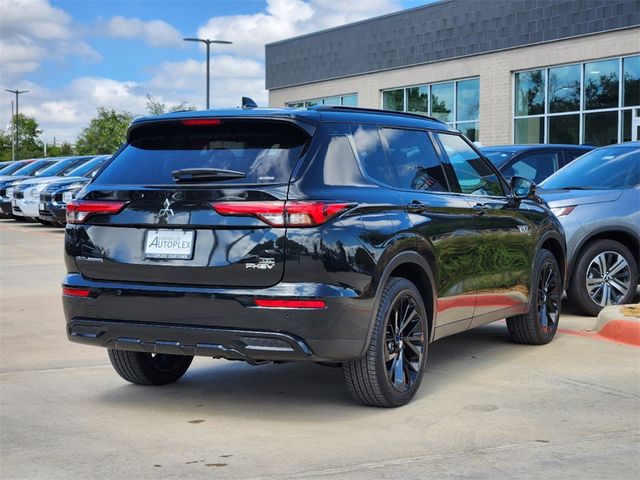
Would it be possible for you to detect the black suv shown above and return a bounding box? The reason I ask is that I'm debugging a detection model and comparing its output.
[63,107,566,407]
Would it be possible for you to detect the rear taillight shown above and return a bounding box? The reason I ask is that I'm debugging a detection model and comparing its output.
[67,200,127,224]
[254,299,326,309]
[211,201,353,227]
[62,286,91,297]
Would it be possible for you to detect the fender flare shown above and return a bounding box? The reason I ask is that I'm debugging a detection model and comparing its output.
[568,226,640,273]
[359,251,438,358]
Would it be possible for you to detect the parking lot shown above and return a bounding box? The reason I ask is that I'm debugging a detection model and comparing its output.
[1,219,639,479]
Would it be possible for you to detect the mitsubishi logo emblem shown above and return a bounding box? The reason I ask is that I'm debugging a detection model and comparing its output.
[157,198,175,219]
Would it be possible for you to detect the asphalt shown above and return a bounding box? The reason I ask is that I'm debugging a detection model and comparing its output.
[1,219,639,480]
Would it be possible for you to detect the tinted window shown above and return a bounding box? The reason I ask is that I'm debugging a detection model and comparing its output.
[351,125,394,185]
[541,146,640,190]
[436,133,504,196]
[502,152,558,184]
[562,149,589,166]
[94,120,308,185]
[38,157,91,177]
[66,156,109,178]
[13,160,57,176]
[380,128,448,192]
[481,150,517,168]
[0,161,28,175]
[319,136,364,186]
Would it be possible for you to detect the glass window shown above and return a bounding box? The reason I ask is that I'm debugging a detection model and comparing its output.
[515,70,545,116]
[622,109,637,143]
[431,83,454,123]
[623,55,640,107]
[514,117,544,143]
[548,114,580,144]
[584,59,619,110]
[502,152,558,184]
[481,149,517,169]
[541,146,640,190]
[320,136,364,186]
[380,128,448,191]
[407,86,429,116]
[287,102,304,108]
[584,111,618,146]
[548,64,580,113]
[351,126,394,185]
[342,94,358,106]
[322,96,341,106]
[383,89,404,111]
[456,79,480,121]
[13,159,57,176]
[457,122,479,142]
[436,133,503,196]
[305,99,320,107]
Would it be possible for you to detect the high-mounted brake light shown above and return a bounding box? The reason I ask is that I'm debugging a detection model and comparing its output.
[62,286,91,297]
[181,119,222,126]
[211,201,353,227]
[254,299,326,309]
[67,200,127,224]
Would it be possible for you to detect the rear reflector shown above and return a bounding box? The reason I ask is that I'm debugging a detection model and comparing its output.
[211,201,352,227]
[182,119,222,126]
[67,200,127,224]
[62,287,91,297]
[254,299,326,309]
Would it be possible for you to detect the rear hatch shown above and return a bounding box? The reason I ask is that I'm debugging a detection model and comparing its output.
[70,118,312,288]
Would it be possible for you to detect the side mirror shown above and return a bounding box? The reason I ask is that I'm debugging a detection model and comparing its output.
[510,176,536,200]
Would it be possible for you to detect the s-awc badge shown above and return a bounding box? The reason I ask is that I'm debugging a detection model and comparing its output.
[245,258,276,270]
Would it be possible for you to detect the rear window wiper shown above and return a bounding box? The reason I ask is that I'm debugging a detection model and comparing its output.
[172,168,246,183]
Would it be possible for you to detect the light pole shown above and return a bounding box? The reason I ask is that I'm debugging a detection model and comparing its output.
[5,89,28,160]
[183,38,232,109]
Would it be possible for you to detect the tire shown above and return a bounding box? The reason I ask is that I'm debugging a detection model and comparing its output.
[507,249,562,345]
[568,239,638,317]
[108,349,193,385]
[343,277,429,407]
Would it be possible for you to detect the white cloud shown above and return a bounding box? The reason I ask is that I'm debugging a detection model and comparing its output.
[100,16,183,47]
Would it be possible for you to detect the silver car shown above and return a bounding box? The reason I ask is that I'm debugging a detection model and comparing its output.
[539,142,640,316]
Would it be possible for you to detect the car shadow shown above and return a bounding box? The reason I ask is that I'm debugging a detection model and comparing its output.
[97,322,524,419]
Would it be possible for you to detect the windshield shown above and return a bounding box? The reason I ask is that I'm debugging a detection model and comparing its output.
[93,120,309,185]
[36,157,92,177]
[0,161,29,175]
[541,146,640,190]
[481,150,517,168]
[12,160,57,176]
[66,156,109,178]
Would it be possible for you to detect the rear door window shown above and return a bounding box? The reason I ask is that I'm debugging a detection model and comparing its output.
[436,133,504,196]
[93,120,309,185]
[380,128,449,192]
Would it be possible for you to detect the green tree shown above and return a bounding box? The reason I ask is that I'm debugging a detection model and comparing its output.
[145,94,197,115]
[75,107,133,155]
[47,142,74,157]
[0,114,44,161]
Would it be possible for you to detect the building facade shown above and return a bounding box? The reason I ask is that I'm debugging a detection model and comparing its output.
[266,0,640,146]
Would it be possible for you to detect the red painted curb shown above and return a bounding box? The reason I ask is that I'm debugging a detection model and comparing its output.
[597,319,640,347]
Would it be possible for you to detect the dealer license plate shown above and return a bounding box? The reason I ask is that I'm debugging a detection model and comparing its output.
[144,229,195,259]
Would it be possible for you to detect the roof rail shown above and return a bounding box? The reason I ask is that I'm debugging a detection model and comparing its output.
[308,105,446,124]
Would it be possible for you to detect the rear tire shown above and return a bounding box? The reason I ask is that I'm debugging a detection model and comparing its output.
[108,349,193,385]
[568,240,637,317]
[507,249,561,345]
[343,277,428,407]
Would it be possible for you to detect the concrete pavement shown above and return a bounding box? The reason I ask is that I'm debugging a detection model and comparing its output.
[1,219,639,479]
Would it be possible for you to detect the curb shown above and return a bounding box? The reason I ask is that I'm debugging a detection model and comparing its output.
[595,304,640,347]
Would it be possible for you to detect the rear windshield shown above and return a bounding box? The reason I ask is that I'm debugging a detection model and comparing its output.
[481,150,517,168]
[94,120,309,185]
[13,160,57,176]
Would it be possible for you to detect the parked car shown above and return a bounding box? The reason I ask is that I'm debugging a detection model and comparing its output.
[481,144,593,184]
[11,156,96,222]
[63,106,566,407]
[0,158,64,219]
[38,155,111,226]
[0,159,34,177]
[539,142,640,316]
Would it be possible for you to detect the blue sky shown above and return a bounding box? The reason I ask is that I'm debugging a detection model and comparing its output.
[1,0,430,143]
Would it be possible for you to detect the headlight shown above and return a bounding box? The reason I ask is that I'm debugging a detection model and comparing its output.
[62,191,75,203]
[551,206,576,217]
[6,187,14,199]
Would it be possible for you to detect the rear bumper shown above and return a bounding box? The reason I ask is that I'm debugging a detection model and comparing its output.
[62,273,373,362]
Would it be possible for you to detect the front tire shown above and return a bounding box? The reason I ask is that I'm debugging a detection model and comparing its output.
[343,277,428,407]
[568,240,638,317]
[507,249,562,345]
[108,349,193,385]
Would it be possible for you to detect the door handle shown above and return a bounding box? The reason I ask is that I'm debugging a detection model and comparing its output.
[472,203,490,216]
[407,200,428,213]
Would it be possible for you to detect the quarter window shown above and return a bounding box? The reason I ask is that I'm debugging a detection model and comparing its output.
[351,126,394,186]
[380,129,448,192]
[436,134,503,196]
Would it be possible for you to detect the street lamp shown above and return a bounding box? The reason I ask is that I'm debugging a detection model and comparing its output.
[5,89,28,160]
[183,37,232,109]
